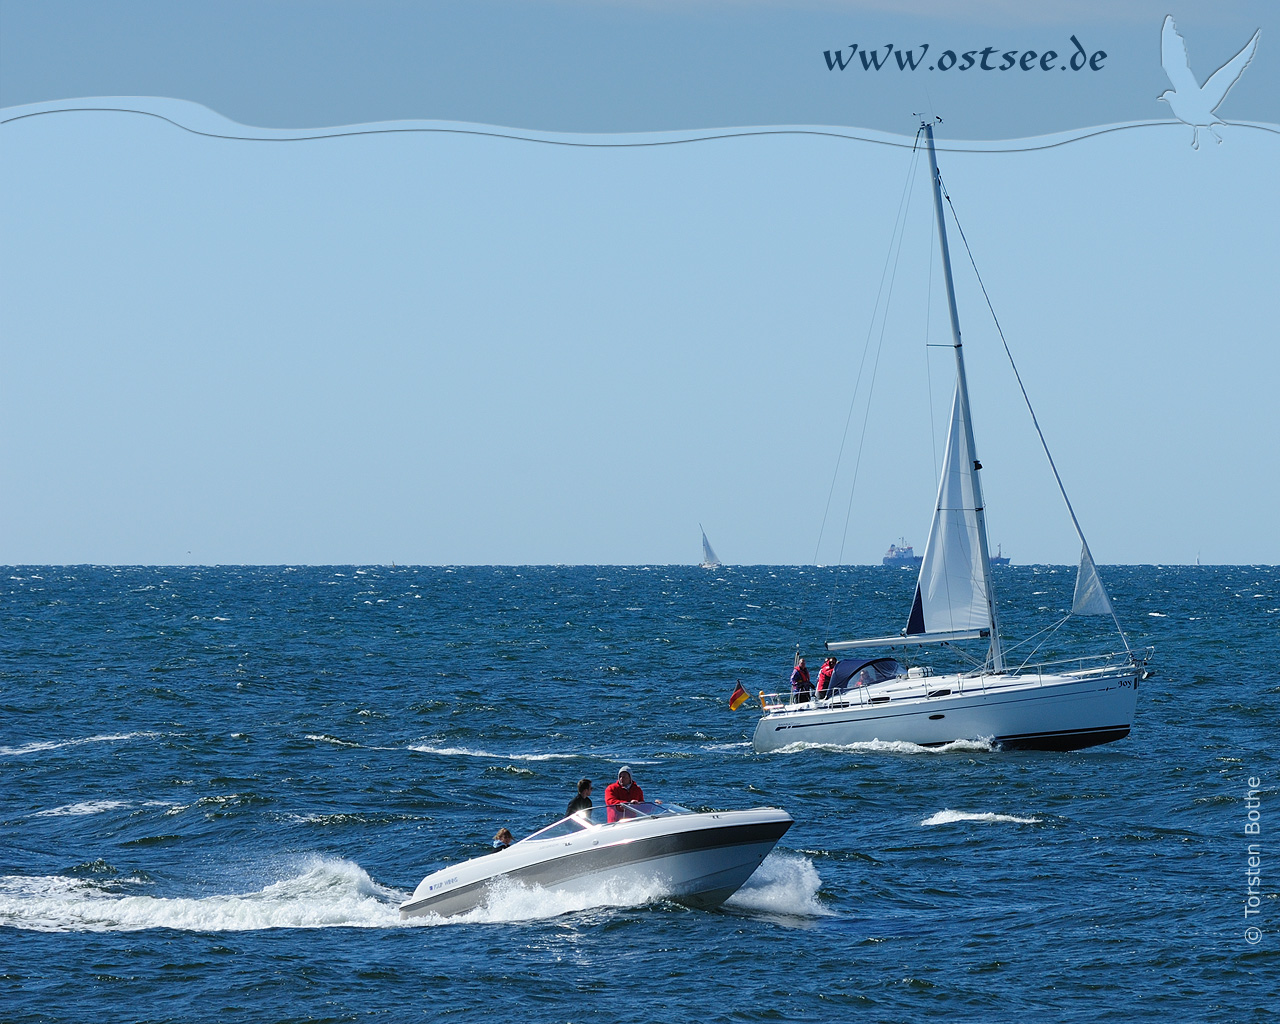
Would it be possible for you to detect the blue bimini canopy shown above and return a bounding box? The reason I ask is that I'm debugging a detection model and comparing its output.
[828,657,903,696]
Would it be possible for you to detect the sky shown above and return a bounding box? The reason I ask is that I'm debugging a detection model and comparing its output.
[1,2,1277,565]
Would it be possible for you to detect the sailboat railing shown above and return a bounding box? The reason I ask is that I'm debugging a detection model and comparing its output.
[756,649,1147,714]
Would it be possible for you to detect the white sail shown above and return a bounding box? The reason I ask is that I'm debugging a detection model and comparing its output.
[906,380,991,637]
[1072,544,1114,617]
[699,526,721,568]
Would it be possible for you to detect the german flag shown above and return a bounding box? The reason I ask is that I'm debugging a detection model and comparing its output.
[729,681,749,711]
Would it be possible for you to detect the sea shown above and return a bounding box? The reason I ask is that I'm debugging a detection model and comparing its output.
[1,564,1275,1023]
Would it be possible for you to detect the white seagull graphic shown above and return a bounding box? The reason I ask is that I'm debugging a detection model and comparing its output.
[1158,15,1260,149]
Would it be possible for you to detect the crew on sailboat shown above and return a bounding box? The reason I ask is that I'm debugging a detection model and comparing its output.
[815,657,837,699]
[790,656,812,703]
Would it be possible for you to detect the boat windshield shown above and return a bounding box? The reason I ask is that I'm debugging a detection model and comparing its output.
[521,802,693,843]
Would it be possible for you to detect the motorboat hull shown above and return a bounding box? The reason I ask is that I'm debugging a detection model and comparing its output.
[400,807,792,919]
[752,665,1140,752]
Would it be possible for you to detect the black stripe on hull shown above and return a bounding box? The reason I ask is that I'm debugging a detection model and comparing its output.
[401,819,791,918]
[995,725,1131,751]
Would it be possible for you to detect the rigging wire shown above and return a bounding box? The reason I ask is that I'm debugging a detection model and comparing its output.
[936,172,1132,653]
[804,146,923,644]
[809,146,921,567]
[833,151,925,570]
[1001,614,1074,671]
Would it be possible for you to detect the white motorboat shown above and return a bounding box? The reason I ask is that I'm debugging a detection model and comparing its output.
[752,121,1149,754]
[400,801,792,919]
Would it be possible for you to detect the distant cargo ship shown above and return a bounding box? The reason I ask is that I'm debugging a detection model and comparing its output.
[882,541,922,568]
[883,541,1009,567]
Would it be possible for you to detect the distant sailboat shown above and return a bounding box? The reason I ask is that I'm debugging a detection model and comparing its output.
[699,526,722,569]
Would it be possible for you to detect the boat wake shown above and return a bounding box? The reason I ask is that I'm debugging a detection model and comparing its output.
[442,874,675,925]
[0,850,822,932]
[921,809,1042,826]
[724,852,830,918]
[0,858,406,933]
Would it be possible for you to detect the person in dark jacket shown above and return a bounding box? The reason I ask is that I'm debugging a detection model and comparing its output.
[566,778,593,816]
[790,655,812,703]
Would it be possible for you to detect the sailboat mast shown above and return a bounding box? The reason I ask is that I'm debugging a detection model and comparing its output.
[922,121,1005,672]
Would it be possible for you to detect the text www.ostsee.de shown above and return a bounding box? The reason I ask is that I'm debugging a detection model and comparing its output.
[824,36,1107,73]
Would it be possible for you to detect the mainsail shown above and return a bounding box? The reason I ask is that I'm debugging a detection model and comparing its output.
[906,381,992,638]
[699,526,721,568]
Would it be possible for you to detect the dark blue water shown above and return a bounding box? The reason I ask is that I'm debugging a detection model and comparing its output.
[2,565,1276,1022]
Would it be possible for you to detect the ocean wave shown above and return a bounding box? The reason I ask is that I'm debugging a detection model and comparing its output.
[0,858,405,933]
[305,734,362,748]
[0,732,161,757]
[34,800,131,818]
[921,809,1041,826]
[407,744,582,762]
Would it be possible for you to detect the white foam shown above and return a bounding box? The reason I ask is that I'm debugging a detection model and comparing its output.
[406,744,581,762]
[724,852,830,918]
[34,800,131,817]
[444,873,672,925]
[0,732,161,757]
[305,734,362,748]
[0,858,407,933]
[770,737,996,756]
[921,809,1041,826]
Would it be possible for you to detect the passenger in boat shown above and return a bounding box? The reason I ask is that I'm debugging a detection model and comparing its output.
[566,778,593,816]
[790,656,812,703]
[604,767,644,821]
[492,828,514,850]
[815,657,837,699]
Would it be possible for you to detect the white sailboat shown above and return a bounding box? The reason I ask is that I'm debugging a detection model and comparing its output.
[699,525,722,569]
[752,121,1149,753]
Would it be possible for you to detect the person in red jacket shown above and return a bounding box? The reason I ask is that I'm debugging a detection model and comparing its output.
[815,657,837,700]
[604,767,644,821]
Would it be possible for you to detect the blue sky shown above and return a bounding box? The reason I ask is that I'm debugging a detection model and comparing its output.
[1,3,1277,565]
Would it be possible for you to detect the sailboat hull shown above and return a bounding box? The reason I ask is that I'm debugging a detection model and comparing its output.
[751,665,1139,752]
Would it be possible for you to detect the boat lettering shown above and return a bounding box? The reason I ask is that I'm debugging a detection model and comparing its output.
[427,875,459,892]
